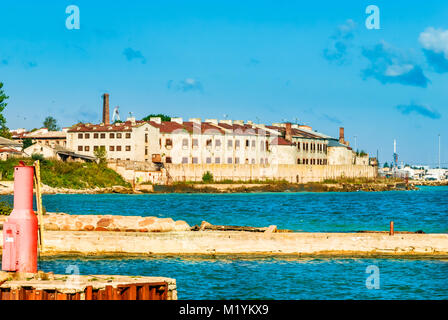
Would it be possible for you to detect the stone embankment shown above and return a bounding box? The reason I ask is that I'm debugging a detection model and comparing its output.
[0,212,191,233]
[0,181,133,195]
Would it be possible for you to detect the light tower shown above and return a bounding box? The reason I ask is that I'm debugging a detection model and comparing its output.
[393,139,398,169]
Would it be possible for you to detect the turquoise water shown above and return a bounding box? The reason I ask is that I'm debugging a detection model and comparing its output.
[2,187,447,299]
[2,186,446,233]
[38,257,448,299]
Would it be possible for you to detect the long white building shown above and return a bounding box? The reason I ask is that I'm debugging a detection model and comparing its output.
[66,94,367,166]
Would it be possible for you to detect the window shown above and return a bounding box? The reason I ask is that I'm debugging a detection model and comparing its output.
[85,146,90,152]
[206,157,212,164]
[251,140,255,148]
[166,157,172,163]
[260,158,264,164]
[125,146,131,151]
[260,141,264,151]
[206,139,212,147]
[215,139,221,147]
[265,158,268,164]
[297,159,301,164]
[116,146,122,151]
[251,159,255,164]
[227,157,232,164]
[110,133,115,139]
[100,133,106,139]
[94,133,99,139]
[245,140,249,147]
[85,133,90,139]
[182,139,188,148]
[192,139,199,147]
[215,157,221,164]
[126,133,131,139]
[110,146,115,151]
[117,133,122,139]
[94,146,98,151]
[145,134,148,143]
[265,141,269,151]
[235,140,240,148]
[182,157,188,164]
[78,133,83,139]
[228,140,233,148]
[298,142,301,151]
[165,139,173,147]
[78,146,83,151]
[145,147,148,156]
[235,158,240,164]
[192,157,198,164]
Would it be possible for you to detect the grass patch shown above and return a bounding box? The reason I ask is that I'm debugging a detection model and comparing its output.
[0,158,130,189]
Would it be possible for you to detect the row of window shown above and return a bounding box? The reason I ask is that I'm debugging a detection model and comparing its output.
[297,142,327,153]
[161,138,269,150]
[78,133,132,139]
[177,157,270,164]
[297,159,327,165]
[78,145,131,152]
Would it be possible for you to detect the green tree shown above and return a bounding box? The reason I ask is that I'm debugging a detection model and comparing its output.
[94,146,107,164]
[142,114,172,122]
[22,138,34,150]
[43,116,60,131]
[0,82,12,139]
[202,171,214,183]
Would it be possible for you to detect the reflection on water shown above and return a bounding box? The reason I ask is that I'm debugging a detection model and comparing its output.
[38,257,448,300]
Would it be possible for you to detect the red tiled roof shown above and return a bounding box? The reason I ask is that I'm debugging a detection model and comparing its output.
[270,137,293,146]
[67,121,134,132]
[266,125,322,139]
[0,148,22,153]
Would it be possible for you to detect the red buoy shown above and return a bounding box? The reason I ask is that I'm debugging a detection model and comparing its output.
[2,163,38,273]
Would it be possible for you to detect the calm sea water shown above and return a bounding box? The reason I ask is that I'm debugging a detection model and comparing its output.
[2,187,447,299]
[2,186,446,233]
[38,257,448,300]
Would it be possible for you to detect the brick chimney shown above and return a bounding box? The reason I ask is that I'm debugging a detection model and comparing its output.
[285,122,292,142]
[102,93,110,125]
[339,127,345,144]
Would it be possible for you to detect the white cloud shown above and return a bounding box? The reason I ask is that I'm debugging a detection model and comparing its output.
[419,27,448,58]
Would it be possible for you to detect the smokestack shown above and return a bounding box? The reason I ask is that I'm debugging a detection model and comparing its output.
[102,93,110,125]
[339,127,345,144]
[285,122,292,142]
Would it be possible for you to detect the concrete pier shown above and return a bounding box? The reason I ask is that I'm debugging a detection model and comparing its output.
[1,230,447,258]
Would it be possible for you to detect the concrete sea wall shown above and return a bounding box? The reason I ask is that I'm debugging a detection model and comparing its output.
[1,230,446,258]
[108,162,378,184]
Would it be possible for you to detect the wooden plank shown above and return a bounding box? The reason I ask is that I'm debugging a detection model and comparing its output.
[34,160,45,251]
[105,286,112,300]
[34,290,43,300]
[149,287,156,300]
[57,292,68,300]
[85,286,93,300]
[141,285,149,300]
[112,287,120,300]
[129,285,137,300]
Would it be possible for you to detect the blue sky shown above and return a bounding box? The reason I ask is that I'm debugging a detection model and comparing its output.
[0,0,447,166]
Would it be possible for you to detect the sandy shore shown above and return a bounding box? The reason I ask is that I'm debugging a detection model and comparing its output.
[1,230,446,258]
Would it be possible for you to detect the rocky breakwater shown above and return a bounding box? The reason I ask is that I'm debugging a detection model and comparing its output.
[42,212,190,233]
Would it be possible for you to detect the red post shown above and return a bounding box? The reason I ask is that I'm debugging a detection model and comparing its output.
[2,163,38,273]
[389,221,394,236]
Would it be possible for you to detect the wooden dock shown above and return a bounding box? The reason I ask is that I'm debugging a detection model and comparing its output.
[0,272,177,300]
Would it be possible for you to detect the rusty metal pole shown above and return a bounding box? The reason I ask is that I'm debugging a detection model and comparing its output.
[389,221,394,236]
